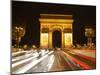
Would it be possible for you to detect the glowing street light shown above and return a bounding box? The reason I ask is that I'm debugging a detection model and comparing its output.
[85,26,95,48]
[12,26,25,51]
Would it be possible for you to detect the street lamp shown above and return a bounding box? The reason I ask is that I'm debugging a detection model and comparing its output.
[12,26,25,51]
[85,26,95,48]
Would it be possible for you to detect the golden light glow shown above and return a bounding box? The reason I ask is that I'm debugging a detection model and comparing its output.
[41,23,72,28]
[64,33,72,47]
[41,33,48,48]
[40,14,72,17]
[39,19,73,23]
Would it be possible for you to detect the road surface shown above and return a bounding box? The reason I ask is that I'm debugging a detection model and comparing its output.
[11,49,96,74]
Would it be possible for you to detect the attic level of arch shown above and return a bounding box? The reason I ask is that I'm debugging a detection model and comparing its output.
[41,28,72,33]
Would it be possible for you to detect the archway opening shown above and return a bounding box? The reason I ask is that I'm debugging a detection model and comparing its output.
[52,30,61,48]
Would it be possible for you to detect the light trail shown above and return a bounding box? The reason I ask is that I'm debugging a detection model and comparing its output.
[62,51,92,70]
[12,53,39,68]
[69,51,96,64]
[61,53,75,70]
[47,55,55,71]
[71,50,96,58]
[61,51,82,70]
[12,55,31,63]
[12,51,54,74]
[12,49,96,74]
[12,51,26,57]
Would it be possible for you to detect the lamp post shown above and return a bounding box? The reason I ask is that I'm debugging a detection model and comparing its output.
[85,26,95,49]
[12,26,25,51]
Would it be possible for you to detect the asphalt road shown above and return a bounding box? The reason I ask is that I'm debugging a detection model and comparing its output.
[12,49,96,74]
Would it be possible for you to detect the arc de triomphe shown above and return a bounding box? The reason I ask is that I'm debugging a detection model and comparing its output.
[39,14,74,48]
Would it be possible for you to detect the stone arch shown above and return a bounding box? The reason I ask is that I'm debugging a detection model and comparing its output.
[52,30,62,48]
[50,25,63,32]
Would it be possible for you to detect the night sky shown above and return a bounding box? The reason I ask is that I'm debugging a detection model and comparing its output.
[12,1,96,47]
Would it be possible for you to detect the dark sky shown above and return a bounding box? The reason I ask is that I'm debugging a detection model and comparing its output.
[12,1,96,46]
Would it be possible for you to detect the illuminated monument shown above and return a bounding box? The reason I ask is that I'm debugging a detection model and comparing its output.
[39,14,74,48]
